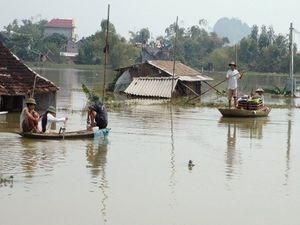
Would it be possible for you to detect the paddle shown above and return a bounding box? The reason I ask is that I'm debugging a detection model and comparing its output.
[187,78,227,102]
[62,119,67,140]
[203,81,226,96]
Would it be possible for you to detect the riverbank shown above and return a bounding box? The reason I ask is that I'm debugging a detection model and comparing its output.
[26,62,112,71]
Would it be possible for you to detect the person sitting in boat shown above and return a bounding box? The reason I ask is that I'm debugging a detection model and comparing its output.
[253,88,265,106]
[226,61,242,108]
[87,101,108,130]
[38,106,68,133]
[20,98,40,133]
[254,88,264,97]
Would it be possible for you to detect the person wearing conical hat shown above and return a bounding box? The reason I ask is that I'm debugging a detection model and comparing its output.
[226,61,242,108]
[20,98,40,133]
[38,106,67,133]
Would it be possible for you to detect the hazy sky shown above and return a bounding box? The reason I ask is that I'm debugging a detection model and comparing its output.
[1,0,300,40]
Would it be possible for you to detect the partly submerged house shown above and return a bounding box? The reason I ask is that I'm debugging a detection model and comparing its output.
[114,60,213,98]
[0,42,58,112]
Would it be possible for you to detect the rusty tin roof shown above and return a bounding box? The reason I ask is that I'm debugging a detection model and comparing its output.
[0,42,58,96]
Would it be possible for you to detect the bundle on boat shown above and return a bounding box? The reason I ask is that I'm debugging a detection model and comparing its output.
[237,96,264,110]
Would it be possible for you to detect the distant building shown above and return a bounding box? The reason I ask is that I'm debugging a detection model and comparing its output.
[44,19,79,59]
[44,18,75,41]
[0,42,58,112]
[114,60,213,98]
[140,46,170,62]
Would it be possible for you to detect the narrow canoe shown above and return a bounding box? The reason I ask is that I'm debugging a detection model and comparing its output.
[19,128,110,140]
[218,106,271,117]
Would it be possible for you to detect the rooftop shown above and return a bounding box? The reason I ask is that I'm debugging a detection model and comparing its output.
[124,77,178,98]
[116,60,213,81]
[45,19,75,28]
[0,42,58,96]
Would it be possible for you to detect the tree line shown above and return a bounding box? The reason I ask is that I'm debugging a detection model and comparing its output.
[0,17,299,73]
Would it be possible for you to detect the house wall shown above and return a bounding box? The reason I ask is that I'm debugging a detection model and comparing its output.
[0,95,23,112]
[129,64,169,78]
[44,27,74,40]
[0,91,57,112]
[179,81,202,96]
[34,91,57,112]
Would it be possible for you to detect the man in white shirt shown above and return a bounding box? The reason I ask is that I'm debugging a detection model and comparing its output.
[226,61,242,108]
[38,106,67,133]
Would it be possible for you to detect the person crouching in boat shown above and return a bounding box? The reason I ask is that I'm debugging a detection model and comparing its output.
[38,106,67,133]
[87,101,108,130]
[226,61,242,108]
[20,98,40,133]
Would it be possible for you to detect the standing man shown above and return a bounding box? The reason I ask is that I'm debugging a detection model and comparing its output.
[226,61,242,108]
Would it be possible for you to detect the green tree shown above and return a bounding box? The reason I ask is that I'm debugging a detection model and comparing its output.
[129,28,150,44]
[258,25,270,49]
[77,19,139,67]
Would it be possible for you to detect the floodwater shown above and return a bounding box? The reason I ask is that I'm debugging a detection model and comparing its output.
[1,68,300,225]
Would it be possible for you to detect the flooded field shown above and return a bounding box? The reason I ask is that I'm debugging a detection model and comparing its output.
[1,68,300,225]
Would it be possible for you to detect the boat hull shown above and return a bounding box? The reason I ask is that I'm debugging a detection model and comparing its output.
[218,107,271,117]
[19,128,110,140]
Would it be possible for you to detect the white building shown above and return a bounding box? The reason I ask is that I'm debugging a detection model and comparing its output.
[44,19,75,41]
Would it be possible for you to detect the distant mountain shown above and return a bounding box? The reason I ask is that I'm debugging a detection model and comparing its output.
[213,17,251,45]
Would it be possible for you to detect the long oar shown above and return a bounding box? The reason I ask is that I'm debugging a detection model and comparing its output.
[203,81,225,95]
[62,120,67,140]
[187,78,227,102]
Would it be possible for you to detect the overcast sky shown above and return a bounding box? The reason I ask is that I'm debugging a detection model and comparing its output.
[1,0,300,41]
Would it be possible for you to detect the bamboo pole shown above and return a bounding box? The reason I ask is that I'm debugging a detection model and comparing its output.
[289,22,294,97]
[31,75,37,98]
[102,4,110,101]
[171,16,178,99]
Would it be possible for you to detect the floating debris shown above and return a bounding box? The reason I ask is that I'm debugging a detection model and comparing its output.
[188,160,195,170]
[0,175,14,187]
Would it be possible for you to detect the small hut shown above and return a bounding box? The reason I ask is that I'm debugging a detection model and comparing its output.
[0,42,58,112]
[114,60,213,98]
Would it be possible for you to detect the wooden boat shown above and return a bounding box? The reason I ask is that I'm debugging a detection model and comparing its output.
[19,128,110,140]
[218,106,271,117]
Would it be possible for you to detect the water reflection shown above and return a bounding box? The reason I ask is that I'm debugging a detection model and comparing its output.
[20,139,38,179]
[219,117,269,139]
[169,106,176,191]
[219,117,270,181]
[225,123,237,180]
[86,138,109,224]
[284,111,293,186]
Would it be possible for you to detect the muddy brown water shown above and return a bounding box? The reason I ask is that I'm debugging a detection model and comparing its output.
[0,68,300,225]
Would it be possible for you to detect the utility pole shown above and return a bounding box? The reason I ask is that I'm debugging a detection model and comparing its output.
[171,16,178,99]
[289,22,295,97]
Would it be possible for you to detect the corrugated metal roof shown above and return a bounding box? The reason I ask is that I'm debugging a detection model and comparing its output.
[124,77,178,98]
[178,75,213,81]
[0,42,59,96]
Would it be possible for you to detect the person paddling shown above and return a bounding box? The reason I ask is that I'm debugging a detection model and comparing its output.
[20,98,40,133]
[38,106,67,133]
[226,61,242,108]
[87,101,108,130]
